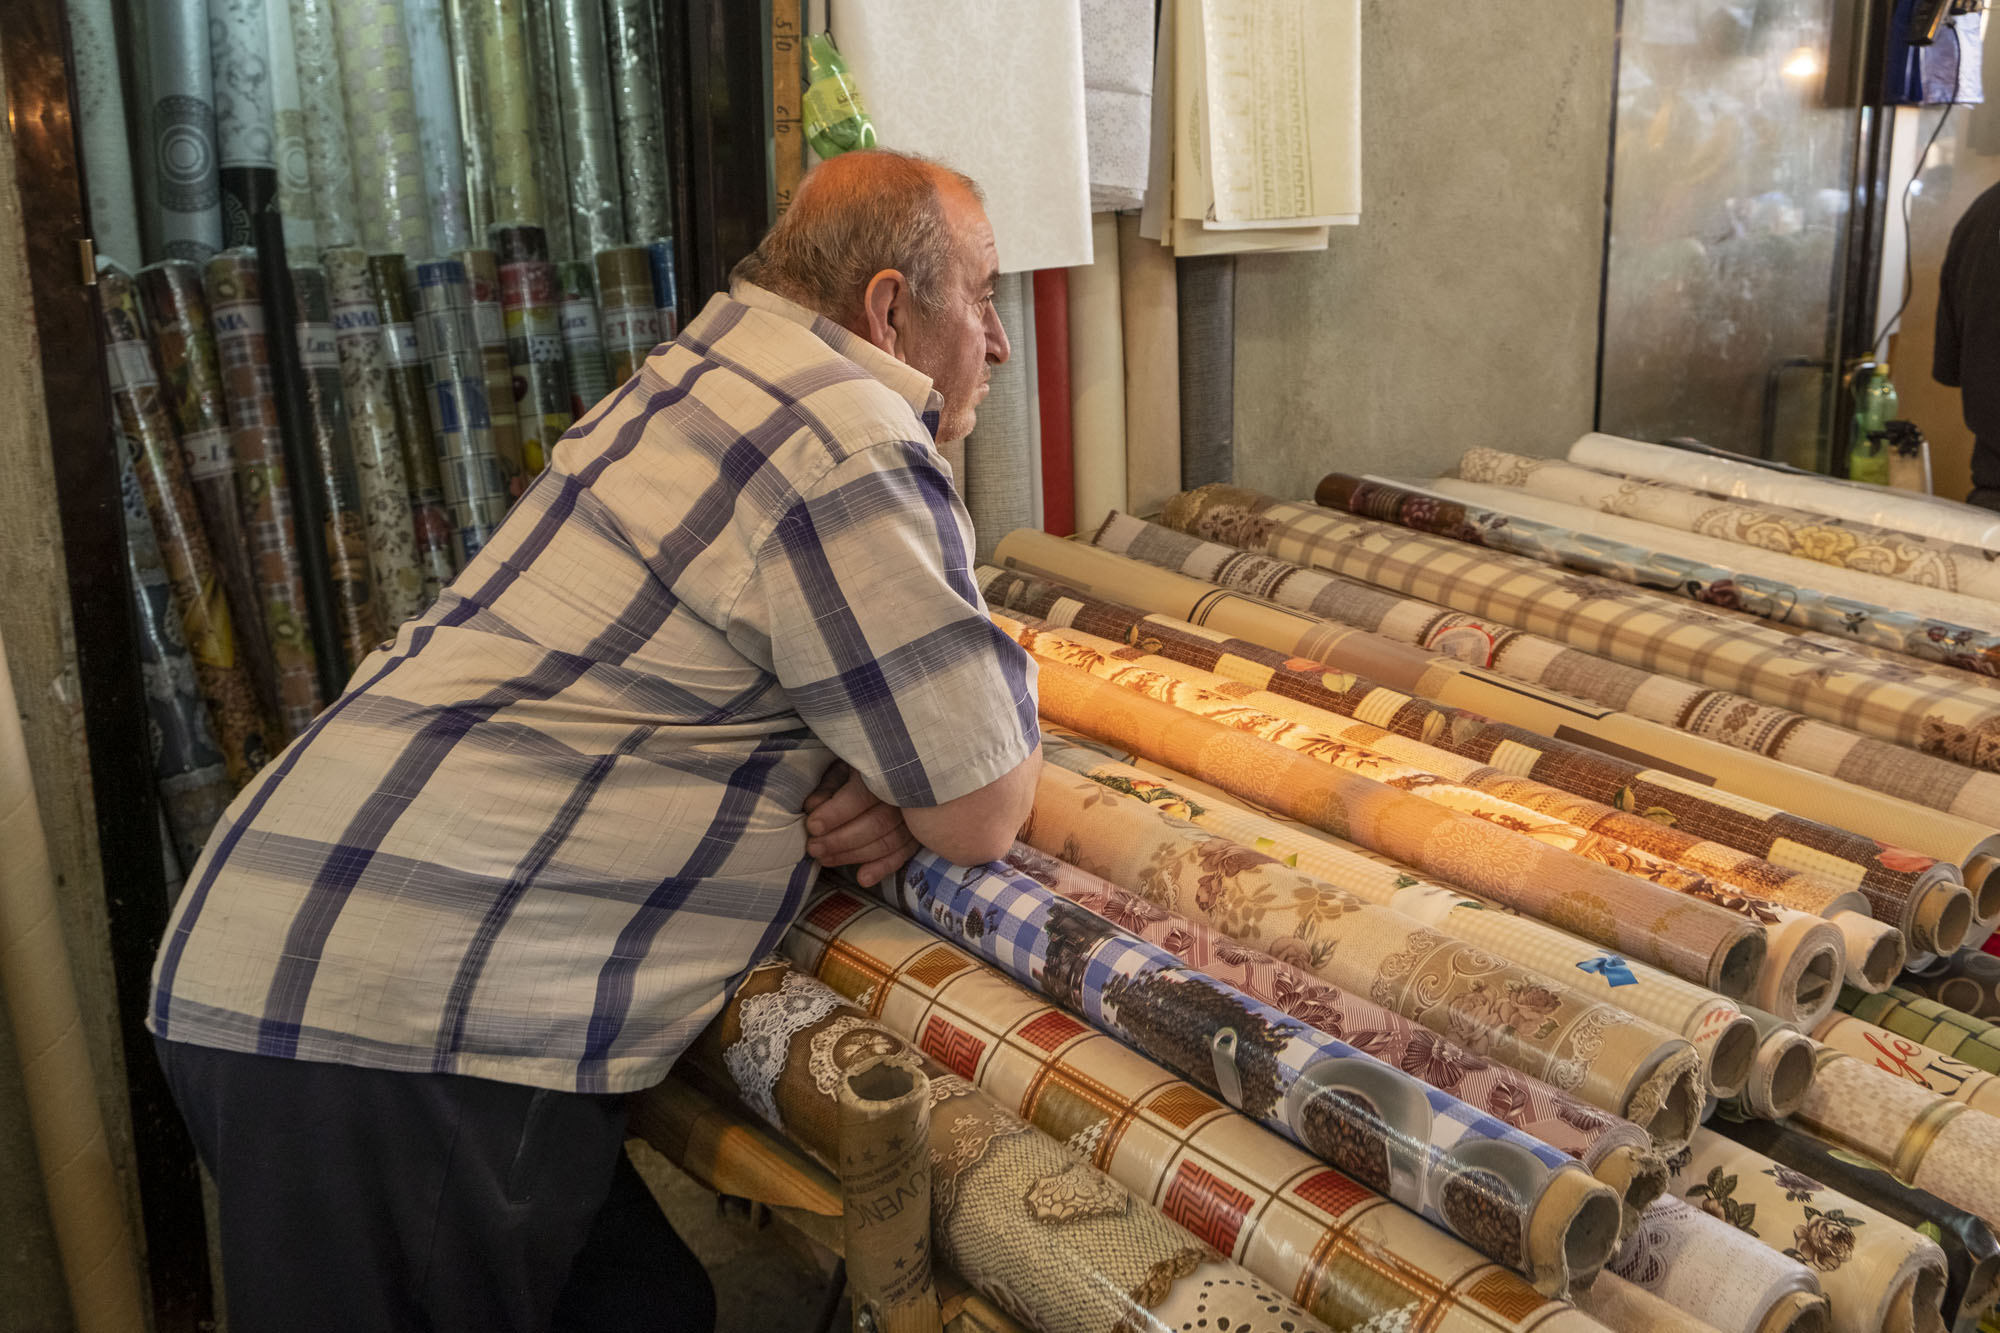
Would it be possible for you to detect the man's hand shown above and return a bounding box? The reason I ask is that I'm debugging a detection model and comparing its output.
[803,762,919,888]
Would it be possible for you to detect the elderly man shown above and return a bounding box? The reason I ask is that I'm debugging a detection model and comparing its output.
[1939,179,2000,510]
[148,149,1041,1331]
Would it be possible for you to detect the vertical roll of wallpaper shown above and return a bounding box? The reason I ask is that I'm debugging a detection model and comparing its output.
[364,254,458,596]
[961,273,1033,563]
[685,960,1335,1333]
[288,0,360,248]
[1068,212,1126,535]
[149,0,224,262]
[1177,254,1235,488]
[556,261,609,417]
[323,248,424,626]
[1018,278,1043,532]
[330,0,431,257]
[835,1057,940,1333]
[101,266,275,783]
[263,0,316,261]
[407,258,511,560]
[1117,212,1178,516]
[455,247,529,488]
[1079,0,1152,211]
[209,0,278,248]
[520,0,574,259]
[1607,1195,1827,1333]
[1031,268,1074,535]
[0,631,150,1333]
[441,0,495,236]
[476,0,542,227]
[784,887,1608,1333]
[136,261,284,721]
[594,245,659,385]
[548,0,625,258]
[119,454,234,869]
[401,0,474,255]
[493,226,573,475]
[290,266,383,672]
[204,249,323,735]
[1813,1011,2000,1115]
[646,237,679,338]
[66,0,143,268]
[604,0,671,241]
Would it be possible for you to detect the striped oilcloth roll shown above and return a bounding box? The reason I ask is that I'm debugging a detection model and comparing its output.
[1461,447,2000,605]
[1570,432,2000,550]
[1176,254,1234,488]
[1330,473,2000,678]
[1842,984,2000,1076]
[1007,612,1844,1025]
[1019,640,1768,999]
[867,851,1626,1295]
[961,272,1034,563]
[781,886,1608,1333]
[979,563,1898,988]
[1020,751,1695,1163]
[1040,730,1757,1102]
[1032,518,1979,951]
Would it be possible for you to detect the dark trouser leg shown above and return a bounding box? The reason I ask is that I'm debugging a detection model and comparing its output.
[1967,487,2000,512]
[550,1146,716,1333]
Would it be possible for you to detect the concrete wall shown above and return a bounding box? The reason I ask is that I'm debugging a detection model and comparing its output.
[1231,0,1618,497]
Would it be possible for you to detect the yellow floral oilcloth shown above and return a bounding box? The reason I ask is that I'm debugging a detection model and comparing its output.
[1668,1128,1947,1333]
[780,887,1605,1332]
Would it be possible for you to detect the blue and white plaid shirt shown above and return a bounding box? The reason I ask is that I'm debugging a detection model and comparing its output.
[150,282,1041,1093]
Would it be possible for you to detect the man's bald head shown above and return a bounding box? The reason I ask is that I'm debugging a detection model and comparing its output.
[731,149,984,330]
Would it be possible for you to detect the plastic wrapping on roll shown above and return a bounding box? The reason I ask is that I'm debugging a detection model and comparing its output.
[323,247,425,625]
[439,0,495,236]
[548,0,624,257]
[402,0,474,254]
[454,247,529,489]
[647,237,678,338]
[475,0,542,227]
[136,261,283,721]
[492,225,573,475]
[203,248,322,735]
[556,260,609,417]
[594,245,659,386]
[1176,254,1234,488]
[407,257,510,560]
[520,0,574,259]
[149,0,223,262]
[67,0,142,268]
[364,252,461,596]
[209,0,277,247]
[331,0,431,257]
[289,0,360,248]
[264,0,315,261]
[604,0,671,240]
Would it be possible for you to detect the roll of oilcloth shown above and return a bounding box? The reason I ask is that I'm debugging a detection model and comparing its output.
[407,258,510,560]
[1177,254,1234,489]
[547,0,624,257]
[783,886,1607,1333]
[323,248,424,625]
[203,249,322,735]
[441,0,495,235]
[1038,733,1759,1105]
[102,265,277,786]
[1718,1006,1817,1122]
[555,261,610,417]
[1714,1113,2000,1331]
[1023,748,1706,1148]
[401,0,473,254]
[603,0,670,240]
[1843,985,2000,1075]
[835,1056,940,1331]
[1574,1272,1730,1333]
[685,959,1336,1333]
[646,237,678,337]
[289,0,360,248]
[136,261,283,719]
[330,0,431,257]
[1142,492,1981,951]
[290,266,384,671]
[66,0,142,268]
[871,854,1625,1295]
[475,0,542,226]
[1000,840,1668,1223]
[1903,949,2000,1021]
[593,245,659,386]
[1670,1128,1948,1333]
[264,0,315,261]
[1018,631,1768,999]
[1068,211,1125,535]
[1034,268,1075,536]
[1608,1195,1827,1333]
[979,557,1901,992]
[520,0,573,259]
[149,0,223,262]
[208,0,277,247]
[1814,1011,2000,1116]
[455,247,529,488]
[1117,212,1178,517]
[493,225,573,474]
[986,531,1969,938]
[119,454,233,867]
[961,272,1033,564]
[365,252,460,595]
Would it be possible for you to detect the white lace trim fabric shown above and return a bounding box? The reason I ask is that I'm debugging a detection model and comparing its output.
[723,970,845,1130]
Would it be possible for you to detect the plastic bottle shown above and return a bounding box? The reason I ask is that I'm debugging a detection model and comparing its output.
[803,33,877,159]
[1848,364,1898,486]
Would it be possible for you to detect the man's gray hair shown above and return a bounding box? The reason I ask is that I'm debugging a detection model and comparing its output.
[731,149,984,326]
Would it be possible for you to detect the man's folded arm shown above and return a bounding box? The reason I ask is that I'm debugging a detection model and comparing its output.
[900,741,1042,867]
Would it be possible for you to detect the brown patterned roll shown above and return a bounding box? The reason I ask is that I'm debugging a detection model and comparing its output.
[99,264,276,784]
[593,244,659,386]
[135,260,283,723]
[367,252,463,587]
[454,248,528,491]
[492,224,572,476]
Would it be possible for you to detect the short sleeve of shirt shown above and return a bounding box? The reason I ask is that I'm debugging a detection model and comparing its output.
[728,439,1039,807]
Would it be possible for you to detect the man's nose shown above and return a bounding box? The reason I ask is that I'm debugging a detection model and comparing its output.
[987,306,1011,364]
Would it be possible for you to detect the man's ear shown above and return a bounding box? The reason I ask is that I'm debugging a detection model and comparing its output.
[860,269,908,357]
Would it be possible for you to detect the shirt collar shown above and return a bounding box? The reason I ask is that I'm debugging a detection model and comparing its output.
[726,281,945,427]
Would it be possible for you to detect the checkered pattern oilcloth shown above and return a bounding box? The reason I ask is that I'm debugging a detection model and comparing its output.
[149,283,1041,1093]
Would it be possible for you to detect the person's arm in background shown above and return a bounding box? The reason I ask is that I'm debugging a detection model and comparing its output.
[803,742,1042,884]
